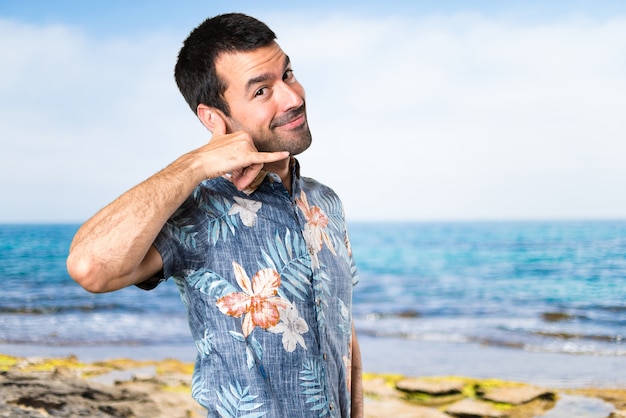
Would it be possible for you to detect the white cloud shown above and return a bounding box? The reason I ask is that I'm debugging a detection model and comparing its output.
[0,18,204,221]
[274,13,626,220]
[1,13,625,222]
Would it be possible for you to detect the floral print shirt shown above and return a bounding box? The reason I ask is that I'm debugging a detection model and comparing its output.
[148,159,359,417]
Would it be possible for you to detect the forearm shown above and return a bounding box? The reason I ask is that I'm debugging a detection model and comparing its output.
[67,126,290,293]
[67,155,204,292]
[351,324,363,418]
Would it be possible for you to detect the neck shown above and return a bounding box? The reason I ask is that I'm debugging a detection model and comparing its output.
[264,157,293,194]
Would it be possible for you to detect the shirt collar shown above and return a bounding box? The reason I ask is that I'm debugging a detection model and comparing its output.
[241,157,301,196]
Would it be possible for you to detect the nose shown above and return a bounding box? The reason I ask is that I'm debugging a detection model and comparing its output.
[277,81,304,111]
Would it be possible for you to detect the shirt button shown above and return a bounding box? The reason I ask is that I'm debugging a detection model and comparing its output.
[329,402,335,410]
[323,353,327,361]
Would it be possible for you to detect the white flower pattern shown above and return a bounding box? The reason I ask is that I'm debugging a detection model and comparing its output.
[268,302,309,352]
[228,197,262,227]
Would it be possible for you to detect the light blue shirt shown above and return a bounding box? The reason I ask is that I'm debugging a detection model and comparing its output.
[147,159,358,417]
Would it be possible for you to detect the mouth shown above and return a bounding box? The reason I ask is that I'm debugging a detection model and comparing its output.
[281,113,305,130]
[271,107,306,130]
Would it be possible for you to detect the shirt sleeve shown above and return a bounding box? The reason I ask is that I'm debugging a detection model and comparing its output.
[134,240,173,291]
[134,273,166,291]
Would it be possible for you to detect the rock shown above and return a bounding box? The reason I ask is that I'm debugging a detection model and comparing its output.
[365,397,450,418]
[609,410,626,418]
[568,388,626,411]
[446,398,507,418]
[363,377,402,398]
[396,377,465,395]
[542,312,576,322]
[480,386,555,405]
[132,372,158,382]
[0,369,162,417]
[0,369,206,418]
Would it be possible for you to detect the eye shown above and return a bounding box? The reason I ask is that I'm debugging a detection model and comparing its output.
[283,69,295,82]
[254,87,267,97]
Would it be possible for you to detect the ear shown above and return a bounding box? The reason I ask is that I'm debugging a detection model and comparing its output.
[197,104,227,134]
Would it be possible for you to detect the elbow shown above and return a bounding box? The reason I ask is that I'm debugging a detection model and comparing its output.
[66,251,112,293]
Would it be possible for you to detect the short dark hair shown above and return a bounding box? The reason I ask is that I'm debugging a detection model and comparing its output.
[174,13,277,116]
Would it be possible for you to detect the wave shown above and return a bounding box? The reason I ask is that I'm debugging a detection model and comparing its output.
[358,328,626,356]
[530,330,625,343]
[0,303,125,315]
[360,310,421,320]
[356,327,470,344]
[0,337,189,347]
[541,311,588,322]
[356,312,626,357]
[540,308,626,328]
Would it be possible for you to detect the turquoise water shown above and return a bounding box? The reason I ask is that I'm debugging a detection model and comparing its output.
[349,221,626,356]
[2,221,626,357]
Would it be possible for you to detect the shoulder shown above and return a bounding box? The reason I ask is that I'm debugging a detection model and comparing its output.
[163,177,235,228]
[300,176,340,198]
[178,177,233,208]
[299,176,346,220]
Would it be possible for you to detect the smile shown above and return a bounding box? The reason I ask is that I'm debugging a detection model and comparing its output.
[271,106,307,130]
[281,113,305,129]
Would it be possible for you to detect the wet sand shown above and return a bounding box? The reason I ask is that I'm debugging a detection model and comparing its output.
[358,335,626,389]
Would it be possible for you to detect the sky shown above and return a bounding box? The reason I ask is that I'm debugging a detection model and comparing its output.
[1,0,625,223]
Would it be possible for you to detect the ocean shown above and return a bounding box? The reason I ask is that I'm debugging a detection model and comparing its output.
[2,221,626,387]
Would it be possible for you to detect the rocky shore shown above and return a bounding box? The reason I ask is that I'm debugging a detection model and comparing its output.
[2,353,626,417]
[363,374,625,418]
[0,354,205,418]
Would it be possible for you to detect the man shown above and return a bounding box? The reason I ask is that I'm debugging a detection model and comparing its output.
[67,13,363,417]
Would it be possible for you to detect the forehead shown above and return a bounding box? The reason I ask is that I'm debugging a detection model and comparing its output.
[215,42,288,92]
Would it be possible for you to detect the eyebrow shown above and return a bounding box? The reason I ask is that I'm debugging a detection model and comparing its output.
[245,55,291,93]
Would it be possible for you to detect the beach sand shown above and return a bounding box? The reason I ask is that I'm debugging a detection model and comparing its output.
[2,337,626,417]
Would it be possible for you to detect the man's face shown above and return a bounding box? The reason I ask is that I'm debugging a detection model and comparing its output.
[216,42,312,156]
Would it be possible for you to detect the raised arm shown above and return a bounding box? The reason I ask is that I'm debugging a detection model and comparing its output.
[67,115,289,293]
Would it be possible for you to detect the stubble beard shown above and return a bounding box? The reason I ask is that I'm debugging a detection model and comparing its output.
[256,106,313,156]
[258,124,312,156]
